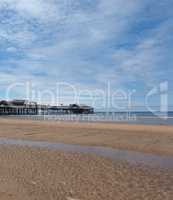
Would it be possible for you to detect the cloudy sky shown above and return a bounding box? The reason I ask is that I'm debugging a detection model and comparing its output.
[0,0,173,110]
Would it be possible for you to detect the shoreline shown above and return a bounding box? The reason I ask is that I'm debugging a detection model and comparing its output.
[0,117,173,156]
[2,114,173,126]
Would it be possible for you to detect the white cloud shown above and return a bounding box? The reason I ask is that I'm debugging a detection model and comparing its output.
[0,0,145,48]
[112,19,173,87]
[98,0,142,16]
[0,0,172,106]
[0,0,59,22]
[6,47,17,52]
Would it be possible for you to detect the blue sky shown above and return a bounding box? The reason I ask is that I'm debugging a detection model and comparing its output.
[0,0,173,110]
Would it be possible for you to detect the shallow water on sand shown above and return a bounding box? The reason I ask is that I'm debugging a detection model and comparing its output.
[0,138,173,169]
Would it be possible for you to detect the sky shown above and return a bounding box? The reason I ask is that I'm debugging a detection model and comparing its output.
[0,0,173,111]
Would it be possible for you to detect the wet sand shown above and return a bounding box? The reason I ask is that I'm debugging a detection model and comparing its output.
[0,145,173,200]
[0,118,173,155]
[0,118,173,199]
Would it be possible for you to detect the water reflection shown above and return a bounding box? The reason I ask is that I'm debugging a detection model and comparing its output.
[0,138,173,169]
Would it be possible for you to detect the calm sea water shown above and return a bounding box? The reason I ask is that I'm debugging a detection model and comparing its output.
[15,111,173,125]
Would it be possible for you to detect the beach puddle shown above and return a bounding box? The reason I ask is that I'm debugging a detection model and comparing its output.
[0,138,173,169]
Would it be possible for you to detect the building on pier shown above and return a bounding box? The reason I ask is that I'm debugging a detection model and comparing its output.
[0,100,38,115]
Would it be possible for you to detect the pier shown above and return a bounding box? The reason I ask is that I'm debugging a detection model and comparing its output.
[0,100,94,115]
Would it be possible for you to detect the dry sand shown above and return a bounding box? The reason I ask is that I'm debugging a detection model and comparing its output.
[0,145,172,200]
[0,118,173,155]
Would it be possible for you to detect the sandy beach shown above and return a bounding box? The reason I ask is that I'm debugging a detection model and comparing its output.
[0,118,173,155]
[0,145,173,200]
[0,118,173,200]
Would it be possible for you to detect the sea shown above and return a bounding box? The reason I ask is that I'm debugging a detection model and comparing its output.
[17,111,173,125]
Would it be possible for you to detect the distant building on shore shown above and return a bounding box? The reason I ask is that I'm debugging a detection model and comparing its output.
[0,100,94,115]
